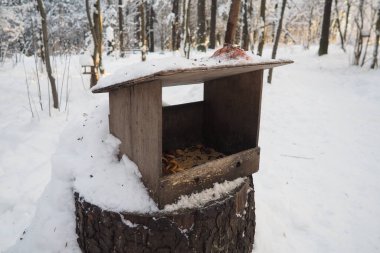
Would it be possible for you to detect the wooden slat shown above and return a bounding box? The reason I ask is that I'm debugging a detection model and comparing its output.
[158,147,260,208]
[109,80,162,200]
[204,70,263,154]
[162,102,203,151]
[160,63,275,87]
[93,60,293,93]
[109,88,132,156]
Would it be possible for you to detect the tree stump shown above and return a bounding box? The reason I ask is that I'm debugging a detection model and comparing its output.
[75,177,255,253]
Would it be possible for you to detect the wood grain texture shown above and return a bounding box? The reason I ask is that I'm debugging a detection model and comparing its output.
[109,88,132,156]
[204,70,263,154]
[109,80,162,200]
[75,177,256,253]
[158,147,260,208]
[163,101,203,151]
[93,60,292,93]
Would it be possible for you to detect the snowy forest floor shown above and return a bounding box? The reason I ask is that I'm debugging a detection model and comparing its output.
[0,45,379,252]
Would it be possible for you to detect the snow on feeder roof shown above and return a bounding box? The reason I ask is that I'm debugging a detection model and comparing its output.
[92,54,292,93]
[92,50,292,208]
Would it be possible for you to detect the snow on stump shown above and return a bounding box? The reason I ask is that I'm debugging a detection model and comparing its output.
[75,177,255,253]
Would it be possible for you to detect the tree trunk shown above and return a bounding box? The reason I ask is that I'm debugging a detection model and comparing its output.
[225,0,241,45]
[242,0,249,50]
[234,4,242,46]
[248,0,254,52]
[172,0,180,51]
[209,0,217,49]
[140,0,147,61]
[39,28,45,63]
[36,0,58,109]
[343,0,351,42]
[118,0,124,57]
[257,0,266,56]
[353,0,364,65]
[197,0,206,51]
[318,0,333,56]
[370,6,380,69]
[271,3,278,43]
[267,0,286,84]
[360,7,377,67]
[184,0,192,58]
[95,0,104,74]
[334,0,346,52]
[75,177,255,253]
[305,5,314,49]
[86,0,101,87]
[148,3,155,52]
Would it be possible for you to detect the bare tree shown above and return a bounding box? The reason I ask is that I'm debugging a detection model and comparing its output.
[334,0,346,52]
[148,3,155,52]
[36,0,58,109]
[197,0,206,51]
[140,0,147,61]
[371,3,380,69]
[242,0,249,50]
[306,4,314,49]
[343,0,351,42]
[234,3,242,46]
[353,0,364,65]
[86,0,104,87]
[118,0,125,57]
[361,7,377,67]
[318,0,332,56]
[268,0,287,84]
[172,0,181,51]
[183,0,192,58]
[209,0,217,49]
[225,0,241,44]
[257,0,266,56]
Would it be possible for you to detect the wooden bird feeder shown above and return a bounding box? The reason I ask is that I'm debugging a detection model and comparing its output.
[92,56,292,209]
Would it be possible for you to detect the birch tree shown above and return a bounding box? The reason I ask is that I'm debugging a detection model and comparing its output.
[36,0,59,109]
[183,0,192,58]
[353,0,364,65]
[371,2,380,69]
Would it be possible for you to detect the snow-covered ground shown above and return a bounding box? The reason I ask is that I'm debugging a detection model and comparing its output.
[0,46,379,252]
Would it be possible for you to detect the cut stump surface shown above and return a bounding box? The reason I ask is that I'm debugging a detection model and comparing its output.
[75,177,255,253]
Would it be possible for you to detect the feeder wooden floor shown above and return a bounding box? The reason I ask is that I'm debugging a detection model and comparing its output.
[162,144,226,175]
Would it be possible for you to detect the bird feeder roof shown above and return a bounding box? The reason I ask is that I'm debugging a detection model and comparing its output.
[92,56,293,93]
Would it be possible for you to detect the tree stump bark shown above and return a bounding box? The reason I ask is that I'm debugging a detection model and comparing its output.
[75,177,255,253]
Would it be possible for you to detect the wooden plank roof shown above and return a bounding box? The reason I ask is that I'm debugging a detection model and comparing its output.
[92,58,293,93]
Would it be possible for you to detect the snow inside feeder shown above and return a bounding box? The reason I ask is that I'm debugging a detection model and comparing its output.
[92,54,292,208]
